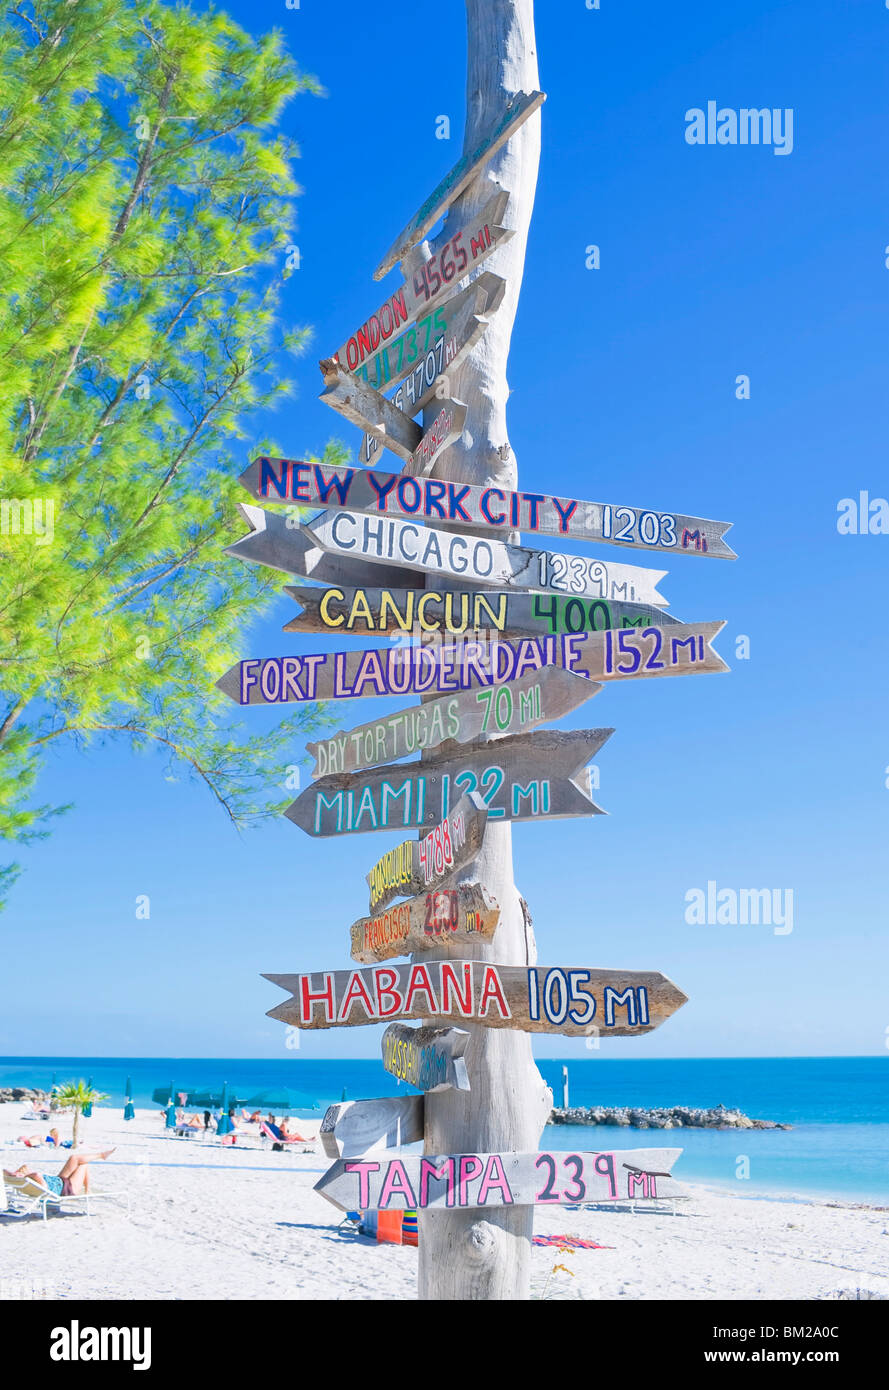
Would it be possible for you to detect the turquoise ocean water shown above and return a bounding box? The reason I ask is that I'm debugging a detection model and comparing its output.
[3,1055,886,1205]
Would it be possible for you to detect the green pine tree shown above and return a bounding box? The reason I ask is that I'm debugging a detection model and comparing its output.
[0,0,342,900]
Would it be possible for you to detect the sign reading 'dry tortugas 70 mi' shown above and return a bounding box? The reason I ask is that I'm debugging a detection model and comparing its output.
[306,668,601,778]
[216,622,726,707]
[302,510,669,605]
[314,1147,687,1213]
[284,728,611,838]
[264,961,688,1035]
[239,458,735,560]
[283,586,682,637]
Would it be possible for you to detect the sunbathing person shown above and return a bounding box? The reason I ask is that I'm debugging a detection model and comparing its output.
[10,1148,115,1197]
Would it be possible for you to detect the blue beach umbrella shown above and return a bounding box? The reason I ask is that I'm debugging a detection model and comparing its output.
[165,1080,177,1130]
[82,1076,93,1119]
[216,1081,233,1136]
[124,1076,135,1122]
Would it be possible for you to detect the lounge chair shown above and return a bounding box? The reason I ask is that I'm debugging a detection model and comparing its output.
[1,1170,131,1222]
[259,1122,314,1151]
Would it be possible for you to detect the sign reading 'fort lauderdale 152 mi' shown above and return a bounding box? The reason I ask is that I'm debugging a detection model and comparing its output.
[238,459,735,560]
[216,622,726,707]
[302,510,669,605]
[264,960,687,1035]
[284,729,611,839]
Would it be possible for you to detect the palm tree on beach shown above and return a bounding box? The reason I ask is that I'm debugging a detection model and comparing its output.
[53,1081,109,1149]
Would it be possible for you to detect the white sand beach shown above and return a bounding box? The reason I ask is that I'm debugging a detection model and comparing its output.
[1,1103,886,1302]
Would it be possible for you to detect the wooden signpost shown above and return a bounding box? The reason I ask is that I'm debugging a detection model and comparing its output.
[381,1024,471,1093]
[216,623,725,708]
[314,1147,687,1212]
[306,669,601,778]
[319,1095,425,1160]
[319,359,423,462]
[244,459,735,560]
[372,89,545,280]
[264,961,688,1035]
[336,191,513,375]
[283,586,683,638]
[302,510,669,606]
[283,728,611,839]
[367,792,489,911]
[349,882,500,964]
[341,272,505,401]
[225,503,422,592]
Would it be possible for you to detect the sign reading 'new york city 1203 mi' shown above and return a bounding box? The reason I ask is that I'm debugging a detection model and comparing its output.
[238,458,735,560]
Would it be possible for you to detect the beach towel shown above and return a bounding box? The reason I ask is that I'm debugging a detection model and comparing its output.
[532,1235,614,1250]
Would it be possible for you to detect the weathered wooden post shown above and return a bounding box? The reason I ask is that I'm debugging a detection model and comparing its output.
[415,0,548,1303]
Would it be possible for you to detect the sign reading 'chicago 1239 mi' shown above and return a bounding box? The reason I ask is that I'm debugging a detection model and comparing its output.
[303,511,668,605]
[264,961,688,1035]
[239,458,735,560]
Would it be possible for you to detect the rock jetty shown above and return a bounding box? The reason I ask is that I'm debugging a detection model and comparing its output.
[549,1104,790,1130]
[0,1087,52,1104]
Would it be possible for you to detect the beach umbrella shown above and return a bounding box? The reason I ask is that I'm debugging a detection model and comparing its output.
[243,1087,319,1112]
[82,1076,93,1119]
[216,1081,233,1135]
[164,1080,177,1130]
[124,1076,135,1122]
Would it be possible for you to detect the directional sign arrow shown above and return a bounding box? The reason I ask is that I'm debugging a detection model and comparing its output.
[367,792,489,912]
[373,90,545,280]
[282,586,683,638]
[381,1024,471,1093]
[319,1096,424,1160]
[307,669,601,778]
[283,728,612,839]
[224,503,423,592]
[244,459,734,560]
[350,881,500,965]
[215,623,725,708]
[319,360,423,462]
[337,191,513,375]
[302,511,669,606]
[314,1147,687,1212]
[263,960,687,1035]
[341,271,505,401]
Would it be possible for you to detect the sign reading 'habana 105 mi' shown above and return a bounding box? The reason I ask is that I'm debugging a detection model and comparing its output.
[302,510,669,605]
[349,881,500,965]
[335,190,512,375]
[367,792,488,912]
[307,669,601,778]
[315,1147,687,1213]
[283,586,682,638]
[381,1023,471,1093]
[216,622,726,708]
[284,729,611,839]
[264,960,688,1035]
[239,458,735,560]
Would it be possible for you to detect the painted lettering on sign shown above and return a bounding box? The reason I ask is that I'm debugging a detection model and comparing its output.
[381,1024,470,1092]
[313,1146,687,1212]
[366,792,487,912]
[283,587,682,638]
[264,961,688,1036]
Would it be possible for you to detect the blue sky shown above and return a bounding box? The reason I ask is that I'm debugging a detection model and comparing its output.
[4,0,888,1060]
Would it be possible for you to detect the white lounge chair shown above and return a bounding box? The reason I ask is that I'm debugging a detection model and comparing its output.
[1,1170,131,1221]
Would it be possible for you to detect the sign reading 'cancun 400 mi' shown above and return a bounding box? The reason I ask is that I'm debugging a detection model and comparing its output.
[238,458,735,560]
